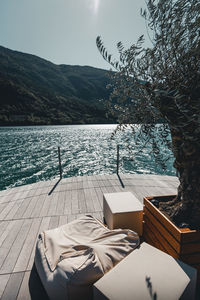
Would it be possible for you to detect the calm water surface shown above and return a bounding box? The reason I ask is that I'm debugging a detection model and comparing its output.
[0,125,176,190]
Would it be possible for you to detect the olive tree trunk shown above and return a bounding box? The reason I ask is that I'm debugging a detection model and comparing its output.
[169,128,200,229]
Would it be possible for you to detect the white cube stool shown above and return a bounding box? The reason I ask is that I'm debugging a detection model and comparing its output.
[93,242,197,300]
[103,192,143,236]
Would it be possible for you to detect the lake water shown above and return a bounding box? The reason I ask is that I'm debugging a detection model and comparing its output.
[0,125,176,190]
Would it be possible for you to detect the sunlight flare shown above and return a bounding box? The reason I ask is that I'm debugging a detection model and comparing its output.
[93,0,99,14]
[88,0,99,15]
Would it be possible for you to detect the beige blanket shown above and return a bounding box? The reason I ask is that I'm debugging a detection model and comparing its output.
[35,215,140,300]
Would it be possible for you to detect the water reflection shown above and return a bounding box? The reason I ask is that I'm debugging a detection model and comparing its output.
[0,125,176,190]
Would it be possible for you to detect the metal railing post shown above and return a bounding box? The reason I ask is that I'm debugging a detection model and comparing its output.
[58,146,62,179]
[116,145,120,175]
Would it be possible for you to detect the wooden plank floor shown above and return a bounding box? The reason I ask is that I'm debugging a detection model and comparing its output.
[0,173,178,299]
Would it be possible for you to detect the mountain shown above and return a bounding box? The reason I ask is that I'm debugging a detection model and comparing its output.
[0,46,114,125]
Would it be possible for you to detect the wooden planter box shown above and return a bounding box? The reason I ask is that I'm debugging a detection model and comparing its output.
[143,195,200,283]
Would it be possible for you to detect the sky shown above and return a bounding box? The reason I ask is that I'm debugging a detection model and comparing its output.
[0,0,152,70]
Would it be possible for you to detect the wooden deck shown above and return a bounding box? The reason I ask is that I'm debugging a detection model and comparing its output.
[0,173,178,299]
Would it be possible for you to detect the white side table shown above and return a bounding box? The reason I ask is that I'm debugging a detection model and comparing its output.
[93,242,197,300]
[103,192,143,236]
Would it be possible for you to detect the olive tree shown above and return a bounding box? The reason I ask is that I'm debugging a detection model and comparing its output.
[96,0,200,229]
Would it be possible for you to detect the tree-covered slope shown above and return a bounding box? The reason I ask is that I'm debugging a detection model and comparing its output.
[0,46,113,125]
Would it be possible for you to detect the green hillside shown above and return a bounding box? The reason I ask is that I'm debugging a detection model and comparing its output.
[0,46,113,125]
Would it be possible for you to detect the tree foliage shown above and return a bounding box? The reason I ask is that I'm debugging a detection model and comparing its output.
[96,0,200,164]
[97,0,200,135]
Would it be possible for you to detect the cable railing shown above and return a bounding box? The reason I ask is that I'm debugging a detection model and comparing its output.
[57,144,126,179]
[58,146,63,180]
